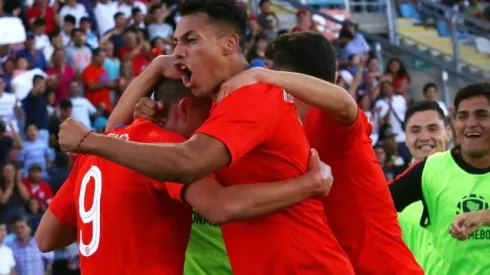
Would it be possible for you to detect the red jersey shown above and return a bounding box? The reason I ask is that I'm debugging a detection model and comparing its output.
[81,64,112,112]
[49,119,191,275]
[303,108,423,274]
[22,179,53,206]
[195,84,353,275]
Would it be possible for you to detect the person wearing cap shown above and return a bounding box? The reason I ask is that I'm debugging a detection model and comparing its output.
[21,164,53,210]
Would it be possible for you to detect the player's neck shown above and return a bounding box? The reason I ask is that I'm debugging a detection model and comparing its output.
[212,55,248,100]
[462,152,490,169]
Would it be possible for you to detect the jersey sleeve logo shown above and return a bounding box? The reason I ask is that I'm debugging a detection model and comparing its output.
[108,133,130,140]
[283,89,294,104]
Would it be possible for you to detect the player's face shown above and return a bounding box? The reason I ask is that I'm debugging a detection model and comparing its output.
[455,96,490,158]
[168,97,211,138]
[406,110,450,161]
[173,13,230,98]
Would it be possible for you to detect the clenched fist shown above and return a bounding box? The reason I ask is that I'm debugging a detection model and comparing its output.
[58,118,91,153]
[306,149,334,197]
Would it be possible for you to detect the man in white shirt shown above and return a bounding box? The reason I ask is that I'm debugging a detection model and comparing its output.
[118,0,147,19]
[0,221,15,275]
[375,81,408,146]
[33,19,51,52]
[68,80,97,129]
[0,78,22,133]
[59,0,88,27]
[94,0,118,37]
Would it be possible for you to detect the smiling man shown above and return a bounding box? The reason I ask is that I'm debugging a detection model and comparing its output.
[56,0,353,274]
[390,82,490,275]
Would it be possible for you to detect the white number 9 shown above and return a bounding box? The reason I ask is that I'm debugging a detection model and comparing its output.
[78,165,102,257]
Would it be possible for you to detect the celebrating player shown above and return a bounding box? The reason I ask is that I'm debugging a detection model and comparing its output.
[36,76,335,274]
[390,82,490,274]
[217,31,422,274]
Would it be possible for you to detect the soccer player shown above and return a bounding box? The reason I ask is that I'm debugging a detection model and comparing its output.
[394,101,450,274]
[36,78,334,274]
[217,31,423,274]
[390,82,490,274]
[56,0,354,274]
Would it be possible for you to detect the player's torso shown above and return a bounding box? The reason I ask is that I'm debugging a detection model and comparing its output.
[398,201,447,275]
[73,124,192,275]
[185,209,231,275]
[305,109,411,270]
[216,94,352,274]
[423,152,490,275]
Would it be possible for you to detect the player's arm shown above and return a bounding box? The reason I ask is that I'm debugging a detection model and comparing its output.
[220,68,358,125]
[184,150,331,224]
[106,55,179,131]
[388,159,426,212]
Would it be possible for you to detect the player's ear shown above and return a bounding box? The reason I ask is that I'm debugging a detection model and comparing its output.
[221,33,239,56]
[177,97,193,120]
[334,72,339,84]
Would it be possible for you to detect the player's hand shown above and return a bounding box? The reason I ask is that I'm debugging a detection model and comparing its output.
[59,119,91,153]
[217,67,264,102]
[450,210,490,240]
[306,149,334,197]
[133,97,167,125]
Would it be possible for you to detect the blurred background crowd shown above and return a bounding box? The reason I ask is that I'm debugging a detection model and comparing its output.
[0,0,488,274]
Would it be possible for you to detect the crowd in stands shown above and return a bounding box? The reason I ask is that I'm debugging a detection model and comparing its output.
[0,0,459,274]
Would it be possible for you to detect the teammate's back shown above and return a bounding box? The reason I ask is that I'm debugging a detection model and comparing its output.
[49,120,192,275]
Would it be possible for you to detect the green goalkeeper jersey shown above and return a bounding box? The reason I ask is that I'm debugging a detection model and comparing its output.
[184,210,232,275]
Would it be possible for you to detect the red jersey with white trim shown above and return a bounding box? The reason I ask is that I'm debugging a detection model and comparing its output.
[49,119,191,275]
[303,108,423,274]
[195,84,354,275]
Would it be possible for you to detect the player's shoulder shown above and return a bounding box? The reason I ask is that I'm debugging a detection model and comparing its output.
[130,119,186,143]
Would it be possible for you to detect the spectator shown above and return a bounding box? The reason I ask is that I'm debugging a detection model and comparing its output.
[0,163,16,217]
[102,41,121,82]
[44,29,64,63]
[94,0,118,38]
[19,124,52,179]
[377,124,408,177]
[247,32,269,63]
[26,0,57,35]
[7,216,54,275]
[357,93,380,144]
[117,60,135,95]
[82,48,114,113]
[59,0,88,27]
[263,14,279,40]
[0,121,23,165]
[100,12,126,52]
[48,152,71,195]
[0,220,15,275]
[46,48,76,104]
[292,9,317,32]
[65,28,93,75]
[80,17,99,50]
[48,99,73,152]
[385,58,411,97]
[33,18,50,52]
[334,28,355,62]
[257,0,278,29]
[25,198,43,233]
[16,34,47,71]
[342,20,370,58]
[150,37,172,57]
[118,0,148,19]
[61,15,76,47]
[118,29,150,76]
[2,58,16,93]
[69,81,97,129]
[13,57,29,78]
[131,7,146,30]
[0,77,23,134]
[22,75,49,143]
[21,164,53,209]
[148,5,174,41]
[374,145,394,180]
[422,83,449,116]
[0,164,29,228]
[45,90,56,118]
[52,243,80,275]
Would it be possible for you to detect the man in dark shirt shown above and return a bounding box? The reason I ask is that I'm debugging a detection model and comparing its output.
[0,121,14,164]
[48,99,72,152]
[48,152,71,195]
[22,75,49,145]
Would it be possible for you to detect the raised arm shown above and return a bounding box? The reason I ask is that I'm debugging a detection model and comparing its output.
[106,55,180,131]
[219,68,358,125]
[185,149,332,224]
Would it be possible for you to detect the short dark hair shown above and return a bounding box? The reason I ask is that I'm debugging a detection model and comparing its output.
[55,152,70,168]
[114,12,125,20]
[423,82,438,95]
[454,82,490,111]
[149,5,161,14]
[259,0,270,7]
[24,123,37,133]
[64,15,76,25]
[404,100,447,130]
[71,28,83,37]
[49,29,61,42]
[9,215,28,226]
[32,75,45,84]
[60,99,73,110]
[266,32,337,83]
[180,0,247,49]
[153,79,209,117]
[80,16,90,23]
[92,48,104,57]
[33,18,46,27]
[132,7,142,16]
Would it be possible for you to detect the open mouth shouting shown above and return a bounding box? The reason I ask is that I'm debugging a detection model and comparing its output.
[175,63,193,88]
